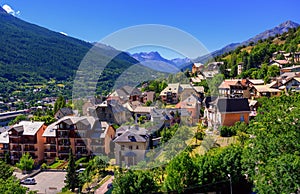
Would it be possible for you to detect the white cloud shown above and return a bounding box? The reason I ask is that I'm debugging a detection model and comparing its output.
[60,32,68,36]
[2,4,20,16]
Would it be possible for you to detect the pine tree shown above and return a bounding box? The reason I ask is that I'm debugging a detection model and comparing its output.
[66,148,77,192]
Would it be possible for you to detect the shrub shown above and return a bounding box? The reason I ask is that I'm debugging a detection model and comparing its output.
[41,163,48,170]
[220,126,236,137]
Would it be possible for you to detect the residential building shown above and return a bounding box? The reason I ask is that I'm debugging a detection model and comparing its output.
[269,59,290,68]
[175,94,201,125]
[192,63,204,74]
[218,79,264,98]
[91,100,132,125]
[108,86,142,104]
[0,128,9,160]
[54,107,74,119]
[269,77,300,91]
[43,116,107,162]
[160,83,181,104]
[90,121,115,156]
[251,85,281,98]
[280,65,300,74]
[180,84,201,101]
[113,125,149,167]
[237,62,243,75]
[149,108,190,128]
[141,91,155,103]
[8,121,46,165]
[204,98,250,129]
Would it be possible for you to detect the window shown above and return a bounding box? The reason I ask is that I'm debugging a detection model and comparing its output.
[240,114,245,122]
[129,146,133,150]
[121,145,125,151]
[136,145,139,149]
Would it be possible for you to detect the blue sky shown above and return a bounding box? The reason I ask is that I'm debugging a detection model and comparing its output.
[1,0,300,59]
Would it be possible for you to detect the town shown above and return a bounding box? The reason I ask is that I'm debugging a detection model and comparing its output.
[1,47,300,193]
[0,1,300,193]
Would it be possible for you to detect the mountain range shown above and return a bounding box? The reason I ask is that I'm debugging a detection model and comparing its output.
[131,20,299,71]
[131,51,191,73]
[193,20,300,64]
[0,4,299,95]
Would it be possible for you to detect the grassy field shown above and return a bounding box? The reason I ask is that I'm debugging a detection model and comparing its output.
[48,160,67,169]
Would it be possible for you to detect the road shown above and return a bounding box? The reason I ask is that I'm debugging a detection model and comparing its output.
[23,171,67,194]
[95,176,114,194]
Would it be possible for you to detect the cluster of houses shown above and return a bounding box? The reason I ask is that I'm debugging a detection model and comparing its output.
[0,84,204,167]
[1,53,300,167]
[0,97,58,127]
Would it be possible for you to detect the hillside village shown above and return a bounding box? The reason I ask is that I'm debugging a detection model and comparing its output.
[1,44,300,168]
[0,7,299,192]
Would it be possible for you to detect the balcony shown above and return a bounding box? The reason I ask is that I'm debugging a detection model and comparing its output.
[58,141,70,146]
[44,148,56,153]
[10,140,21,144]
[24,147,38,152]
[0,147,9,151]
[23,140,37,145]
[44,156,56,161]
[58,150,69,154]
[75,141,86,147]
[76,150,88,155]
[9,135,21,138]
[44,141,56,145]
[90,140,104,146]
[11,155,21,160]
[10,146,22,152]
[57,135,69,139]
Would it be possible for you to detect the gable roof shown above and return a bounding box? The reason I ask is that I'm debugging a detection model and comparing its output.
[113,130,147,143]
[218,80,240,89]
[178,94,200,109]
[160,83,180,96]
[116,125,147,136]
[11,121,44,136]
[43,116,101,137]
[193,63,204,68]
[133,106,154,114]
[253,85,281,93]
[56,107,73,116]
[109,86,142,101]
[215,98,250,113]
[0,131,9,144]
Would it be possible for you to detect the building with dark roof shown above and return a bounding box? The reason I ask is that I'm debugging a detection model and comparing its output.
[93,100,132,125]
[54,107,74,119]
[113,125,149,167]
[204,98,250,129]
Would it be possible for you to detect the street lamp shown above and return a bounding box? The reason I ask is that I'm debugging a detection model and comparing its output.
[228,174,232,194]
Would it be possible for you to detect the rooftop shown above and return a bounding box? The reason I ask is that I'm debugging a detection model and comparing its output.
[11,121,44,136]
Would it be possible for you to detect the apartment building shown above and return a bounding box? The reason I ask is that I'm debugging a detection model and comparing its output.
[8,121,46,165]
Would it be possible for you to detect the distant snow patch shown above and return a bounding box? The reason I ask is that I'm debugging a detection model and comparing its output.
[2,4,20,16]
[60,32,68,36]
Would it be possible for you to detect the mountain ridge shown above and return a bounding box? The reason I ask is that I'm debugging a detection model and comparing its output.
[192,20,300,65]
[0,7,142,96]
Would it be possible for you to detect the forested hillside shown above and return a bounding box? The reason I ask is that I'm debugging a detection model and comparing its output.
[0,7,146,101]
[215,26,300,81]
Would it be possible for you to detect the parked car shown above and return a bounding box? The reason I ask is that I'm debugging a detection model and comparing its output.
[107,183,113,189]
[21,178,36,185]
[76,168,86,173]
